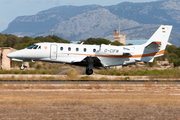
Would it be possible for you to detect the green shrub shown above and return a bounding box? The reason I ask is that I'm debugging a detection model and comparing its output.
[0,70,5,74]
[36,64,42,69]
[14,71,20,74]
[41,71,47,74]
[22,71,28,74]
[174,59,180,67]
[169,57,175,63]
[147,60,156,67]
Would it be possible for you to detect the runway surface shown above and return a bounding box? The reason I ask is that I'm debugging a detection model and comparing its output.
[1,80,180,85]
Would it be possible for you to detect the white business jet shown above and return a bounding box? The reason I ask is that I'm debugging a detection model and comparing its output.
[7,25,172,75]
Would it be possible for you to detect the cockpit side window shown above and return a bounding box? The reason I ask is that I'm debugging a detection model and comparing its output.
[27,44,41,49]
[27,44,36,49]
[33,45,39,49]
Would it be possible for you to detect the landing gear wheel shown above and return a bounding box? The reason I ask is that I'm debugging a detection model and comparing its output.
[86,69,93,75]
[20,61,25,70]
[20,65,25,70]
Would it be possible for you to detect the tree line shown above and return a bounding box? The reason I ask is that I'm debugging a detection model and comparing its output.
[157,45,180,67]
[0,34,71,50]
[0,34,123,50]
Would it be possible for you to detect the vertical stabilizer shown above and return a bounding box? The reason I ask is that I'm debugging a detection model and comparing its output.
[139,25,173,62]
[145,25,173,51]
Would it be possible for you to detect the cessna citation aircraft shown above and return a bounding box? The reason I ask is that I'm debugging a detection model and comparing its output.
[7,25,172,75]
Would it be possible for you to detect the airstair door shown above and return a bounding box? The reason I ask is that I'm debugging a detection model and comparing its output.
[50,44,57,60]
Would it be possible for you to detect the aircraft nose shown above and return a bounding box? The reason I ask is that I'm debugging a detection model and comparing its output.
[7,52,16,58]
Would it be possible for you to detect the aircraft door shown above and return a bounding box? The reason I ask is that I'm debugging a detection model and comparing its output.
[50,44,57,60]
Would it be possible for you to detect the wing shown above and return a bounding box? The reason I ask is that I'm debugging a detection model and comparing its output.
[72,56,103,67]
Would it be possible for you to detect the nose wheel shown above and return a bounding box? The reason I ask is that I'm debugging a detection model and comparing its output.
[20,65,25,70]
[20,61,25,70]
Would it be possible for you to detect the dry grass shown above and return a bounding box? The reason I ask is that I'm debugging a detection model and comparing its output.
[0,86,180,119]
[67,69,80,80]
[0,75,68,81]
[0,81,179,90]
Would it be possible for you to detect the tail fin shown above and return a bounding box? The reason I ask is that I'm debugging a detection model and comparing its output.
[140,25,172,63]
[145,25,173,51]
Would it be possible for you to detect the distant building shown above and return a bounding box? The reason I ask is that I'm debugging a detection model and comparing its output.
[0,47,16,70]
[114,30,126,45]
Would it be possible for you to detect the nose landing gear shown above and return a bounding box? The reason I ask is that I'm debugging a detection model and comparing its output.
[20,65,25,70]
[20,61,26,70]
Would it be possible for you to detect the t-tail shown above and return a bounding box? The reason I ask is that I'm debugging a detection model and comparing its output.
[141,25,173,62]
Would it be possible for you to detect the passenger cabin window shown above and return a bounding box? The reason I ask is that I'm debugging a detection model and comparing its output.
[60,47,63,51]
[84,48,87,52]
[76,48,79,52]
[68,47,71,51]
[93,49,96,52]
[38,46,41,49]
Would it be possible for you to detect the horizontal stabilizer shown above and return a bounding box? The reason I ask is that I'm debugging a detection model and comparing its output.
[145,41,161,48]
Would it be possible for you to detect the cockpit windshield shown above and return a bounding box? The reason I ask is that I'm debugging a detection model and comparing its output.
[27,44,40,49]
[27,44,36,49]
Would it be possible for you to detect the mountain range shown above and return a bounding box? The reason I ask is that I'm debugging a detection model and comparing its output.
[2,0,180,46]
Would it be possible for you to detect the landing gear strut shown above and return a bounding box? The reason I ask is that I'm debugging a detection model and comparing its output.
[20,61,25,70]
[86,57,94,75]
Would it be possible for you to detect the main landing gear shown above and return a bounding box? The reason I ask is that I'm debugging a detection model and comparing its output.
[86,68,93,75]
[85,57,94,75]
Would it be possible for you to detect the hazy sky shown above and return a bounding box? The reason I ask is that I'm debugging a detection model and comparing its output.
[0,0,157,32]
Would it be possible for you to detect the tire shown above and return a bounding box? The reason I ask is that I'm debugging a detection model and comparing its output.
[20,66,25,70]
[86,69,93,75]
